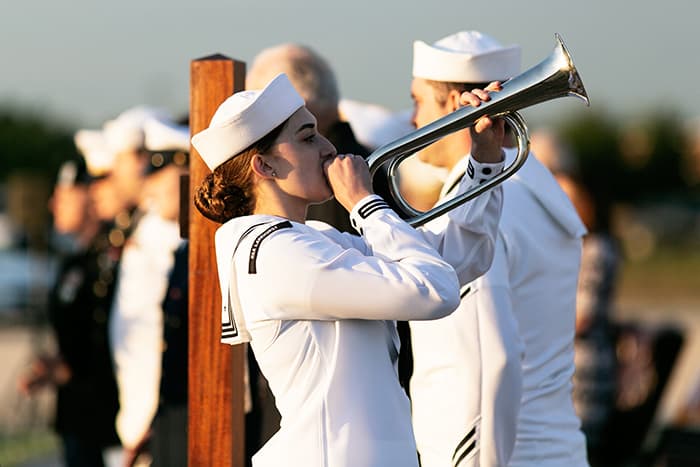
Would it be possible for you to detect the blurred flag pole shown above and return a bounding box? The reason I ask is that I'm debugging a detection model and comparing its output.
[185,54,247,467]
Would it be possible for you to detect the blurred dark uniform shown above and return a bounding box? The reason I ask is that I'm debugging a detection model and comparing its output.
[49,213,138,466]
[150,241,188,467]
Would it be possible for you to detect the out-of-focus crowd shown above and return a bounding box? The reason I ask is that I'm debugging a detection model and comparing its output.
[16,107,190,467]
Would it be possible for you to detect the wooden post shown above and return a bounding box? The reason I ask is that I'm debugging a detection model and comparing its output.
[188,54,246,467]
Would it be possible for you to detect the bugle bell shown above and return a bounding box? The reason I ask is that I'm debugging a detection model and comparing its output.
[366,33,590,227]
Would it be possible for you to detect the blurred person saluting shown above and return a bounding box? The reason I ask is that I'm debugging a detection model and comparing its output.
[18,138,124,467]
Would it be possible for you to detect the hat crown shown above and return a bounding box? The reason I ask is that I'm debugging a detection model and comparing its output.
[210,90,262,127]
[412,30,521,83]
[434,30,505,56]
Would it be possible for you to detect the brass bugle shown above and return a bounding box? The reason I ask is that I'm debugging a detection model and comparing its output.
[367,33,589,227]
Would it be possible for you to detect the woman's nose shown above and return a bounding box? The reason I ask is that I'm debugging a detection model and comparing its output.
[322,136,337,158]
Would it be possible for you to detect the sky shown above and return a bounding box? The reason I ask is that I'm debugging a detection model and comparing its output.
[1,0,697,131]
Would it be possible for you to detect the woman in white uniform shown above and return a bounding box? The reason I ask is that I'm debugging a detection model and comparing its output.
[190,73,504,467]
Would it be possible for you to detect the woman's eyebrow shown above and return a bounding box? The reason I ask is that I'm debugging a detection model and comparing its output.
[295,123,315,134]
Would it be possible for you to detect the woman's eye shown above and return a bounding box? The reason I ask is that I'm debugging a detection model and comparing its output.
[304,134,316,142]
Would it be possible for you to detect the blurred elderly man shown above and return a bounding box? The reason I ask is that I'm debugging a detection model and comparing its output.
[406,31,589,467]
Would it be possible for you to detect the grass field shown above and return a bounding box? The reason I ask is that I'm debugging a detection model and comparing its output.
[0,431,58,467]
[615,244,700,320]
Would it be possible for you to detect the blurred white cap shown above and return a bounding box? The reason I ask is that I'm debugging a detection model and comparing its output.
[144,118,190,152]
[142,117,190,174]
[103,106,172,154]
[74,129,115,177]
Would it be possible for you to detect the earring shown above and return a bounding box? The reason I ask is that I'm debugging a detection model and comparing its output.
[271,170,277,177]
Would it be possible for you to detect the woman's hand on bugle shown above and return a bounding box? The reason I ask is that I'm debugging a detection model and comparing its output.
[324,153,374,212]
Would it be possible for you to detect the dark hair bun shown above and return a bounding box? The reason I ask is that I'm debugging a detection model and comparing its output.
[194,172,252,223]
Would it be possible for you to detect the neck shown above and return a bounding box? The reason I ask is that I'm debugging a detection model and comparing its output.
[253,183,307,224]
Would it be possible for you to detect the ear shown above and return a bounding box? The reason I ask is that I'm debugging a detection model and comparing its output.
[446,89,462,113]
[251,154,276,179]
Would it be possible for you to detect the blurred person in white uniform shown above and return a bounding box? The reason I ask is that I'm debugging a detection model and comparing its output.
[105,110,189,466]
[138,116,190,467]
[406,31,589,467]
[190,73,505,467]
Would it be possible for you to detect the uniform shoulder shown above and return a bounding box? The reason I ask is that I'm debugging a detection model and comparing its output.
[227,218,316,275]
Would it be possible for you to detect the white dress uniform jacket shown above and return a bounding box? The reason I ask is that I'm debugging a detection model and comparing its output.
[214,175,502,467]
[109,211,182,449]
[410,150,589,467]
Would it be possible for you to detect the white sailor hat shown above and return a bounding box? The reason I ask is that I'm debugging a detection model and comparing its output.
[142,117,190,174]
[412,30,521,83]
[74,129,115,177]
[191,73,305,171]
[103,106,172,155]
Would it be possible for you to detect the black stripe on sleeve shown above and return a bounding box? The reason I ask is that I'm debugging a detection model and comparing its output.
[452,426,476,463]
[357,198,390,219]
[248,221,293,274]
[222,306,238,338]
[453,439,476,467]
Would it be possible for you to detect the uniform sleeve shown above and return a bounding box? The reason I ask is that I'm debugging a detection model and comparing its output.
[468,238,524,467]
[419,156,504,285]
[306,219,371,254]
[252,196,460,322]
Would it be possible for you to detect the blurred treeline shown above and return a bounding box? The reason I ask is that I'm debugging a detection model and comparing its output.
[560,109,698,203]
[0,109,82,251]
[556,109,699,264]
[0,110,77,183]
